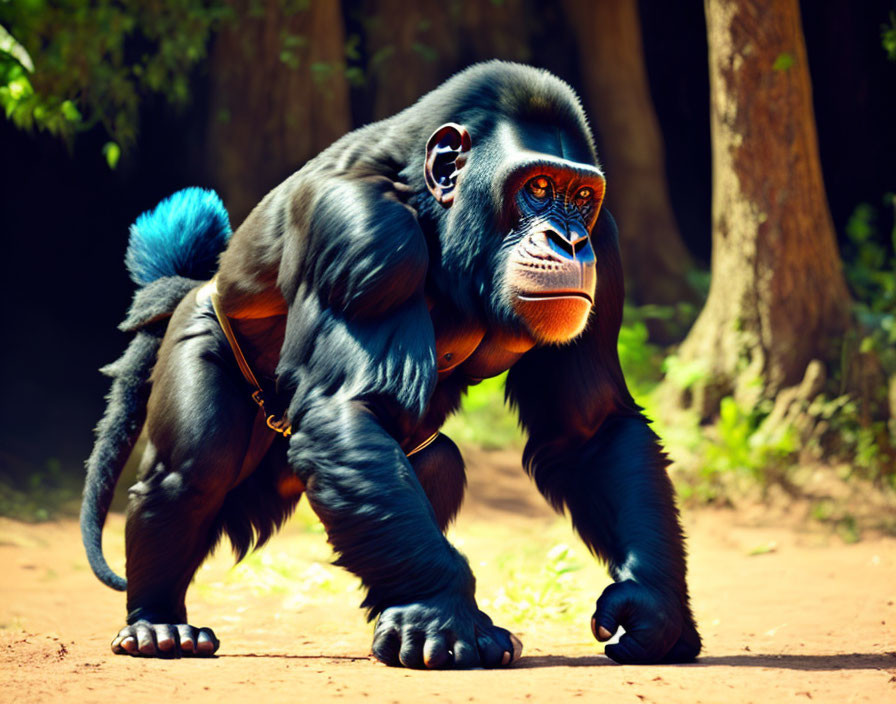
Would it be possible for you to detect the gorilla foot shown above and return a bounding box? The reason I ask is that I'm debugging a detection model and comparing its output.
[111,621,219,657]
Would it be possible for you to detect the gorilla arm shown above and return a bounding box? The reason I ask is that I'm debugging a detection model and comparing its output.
[505,211,701,664]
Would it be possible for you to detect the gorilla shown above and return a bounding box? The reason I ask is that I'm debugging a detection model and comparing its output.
[81,61,700,668]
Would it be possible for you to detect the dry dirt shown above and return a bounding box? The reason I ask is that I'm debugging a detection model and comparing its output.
[1,450,894,703]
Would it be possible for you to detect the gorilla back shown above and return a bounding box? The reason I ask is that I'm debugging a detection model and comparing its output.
[83,61,700,667]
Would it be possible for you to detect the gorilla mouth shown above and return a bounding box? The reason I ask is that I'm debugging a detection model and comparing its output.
[518,290,594,304]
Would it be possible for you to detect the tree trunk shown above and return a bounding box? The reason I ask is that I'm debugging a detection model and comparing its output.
[205,0,351,226]
[360,0,531,122]
[359,0,458,121]
[673,0,852,418]
[563,0,701,309]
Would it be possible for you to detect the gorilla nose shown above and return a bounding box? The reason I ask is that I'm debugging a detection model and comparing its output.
[543,229,590,261]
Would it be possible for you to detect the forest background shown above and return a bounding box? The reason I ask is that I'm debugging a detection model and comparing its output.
[1,0,895,535]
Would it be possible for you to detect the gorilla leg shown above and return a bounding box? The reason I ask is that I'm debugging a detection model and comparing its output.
[408,433,466,532]
[112,294,259,657]
[288,401,519,669]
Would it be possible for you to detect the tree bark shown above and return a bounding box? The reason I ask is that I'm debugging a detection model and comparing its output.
[563,0,701,308]
[205,0,351,226]
[360,0,531,122]
[673,0,852,418]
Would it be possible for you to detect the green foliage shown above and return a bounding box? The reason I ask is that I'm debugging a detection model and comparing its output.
[883,11,896,61]
[411,42,438,63]
[844,201,896,313]
[279,32,307,70]
[483,542,585,626]
[667,390,799,505]
[442,373,523,450]
[834,199,896,483]
[843,199,896,377]
[0,457,81,521]
[662,353,709,394]
[810,500,861,543]
[616,317,662,400]
[618,302,703,399]
[808,393,896,486]
[707,397,796,483]
[102,140,120,169]
[0,0,230,150]
[443,309,677,452]
[772,52,794,72]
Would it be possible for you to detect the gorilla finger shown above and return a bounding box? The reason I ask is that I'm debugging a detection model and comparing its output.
[451,639,480,669]
[398,630,426,669]
[592,617,616,642]
[488,626,523,665]
[371,628,402,666]
[196,628,218,655]
[154,624,177,654]
[605,633,660,665]
[111,632,128,655]
[176,624,195,653]
[423,633,450,669]
[476,632,507,668]
[113,625,138,653]
[120,635,139,655]
[135,623,157,656]
[592,586,630,643]
[509,633,523,663]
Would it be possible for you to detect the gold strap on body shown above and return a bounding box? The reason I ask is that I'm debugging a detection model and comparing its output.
[405,431,440,457]
[201,278,293,438]
[200,278,440,453]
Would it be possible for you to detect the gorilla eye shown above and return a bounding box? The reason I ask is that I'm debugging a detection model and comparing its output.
[574,187,593,207]
[527,176,551,200]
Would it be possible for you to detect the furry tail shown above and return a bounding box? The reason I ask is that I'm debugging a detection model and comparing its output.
[81,188,232,591]
[125,187,231,285]
[80,333,160,590]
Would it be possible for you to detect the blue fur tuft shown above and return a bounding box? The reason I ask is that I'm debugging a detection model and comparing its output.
[125,187,232,286]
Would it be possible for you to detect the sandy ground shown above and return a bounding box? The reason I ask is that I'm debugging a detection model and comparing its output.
[1,450,894,703]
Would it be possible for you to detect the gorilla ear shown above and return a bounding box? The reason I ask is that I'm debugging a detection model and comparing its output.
[425,123,472,207]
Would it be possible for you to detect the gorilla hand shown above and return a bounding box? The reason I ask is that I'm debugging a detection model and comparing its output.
[592,581,700,664]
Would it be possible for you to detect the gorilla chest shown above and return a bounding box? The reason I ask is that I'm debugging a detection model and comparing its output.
[430,310,534,382]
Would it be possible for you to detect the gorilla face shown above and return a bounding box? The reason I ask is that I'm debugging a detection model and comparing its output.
[424,121,605,345]
[501,159,603,343]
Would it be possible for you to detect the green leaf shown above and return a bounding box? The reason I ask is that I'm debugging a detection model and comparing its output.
[7,75,32,100]
[60,99,80,122]
[773,52,794,72]
[103,141,121,170]
[0,24,34,71]
[882,11,896,61]
[344,66,365,88]
[747,541,777,556]
[344,34,362,62]
[370,45,395,70]
[282,33,307,50]
[310,61,334,86]
[279,50,300,70]
[846,203,874,243]
[859,336,876,354]
[412,42,438,63]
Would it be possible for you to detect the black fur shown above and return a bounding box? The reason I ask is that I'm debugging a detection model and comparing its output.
[83,61,699,666]
[81,330,161,591]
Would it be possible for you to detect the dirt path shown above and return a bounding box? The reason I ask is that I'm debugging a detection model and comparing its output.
[1,451,894,703]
